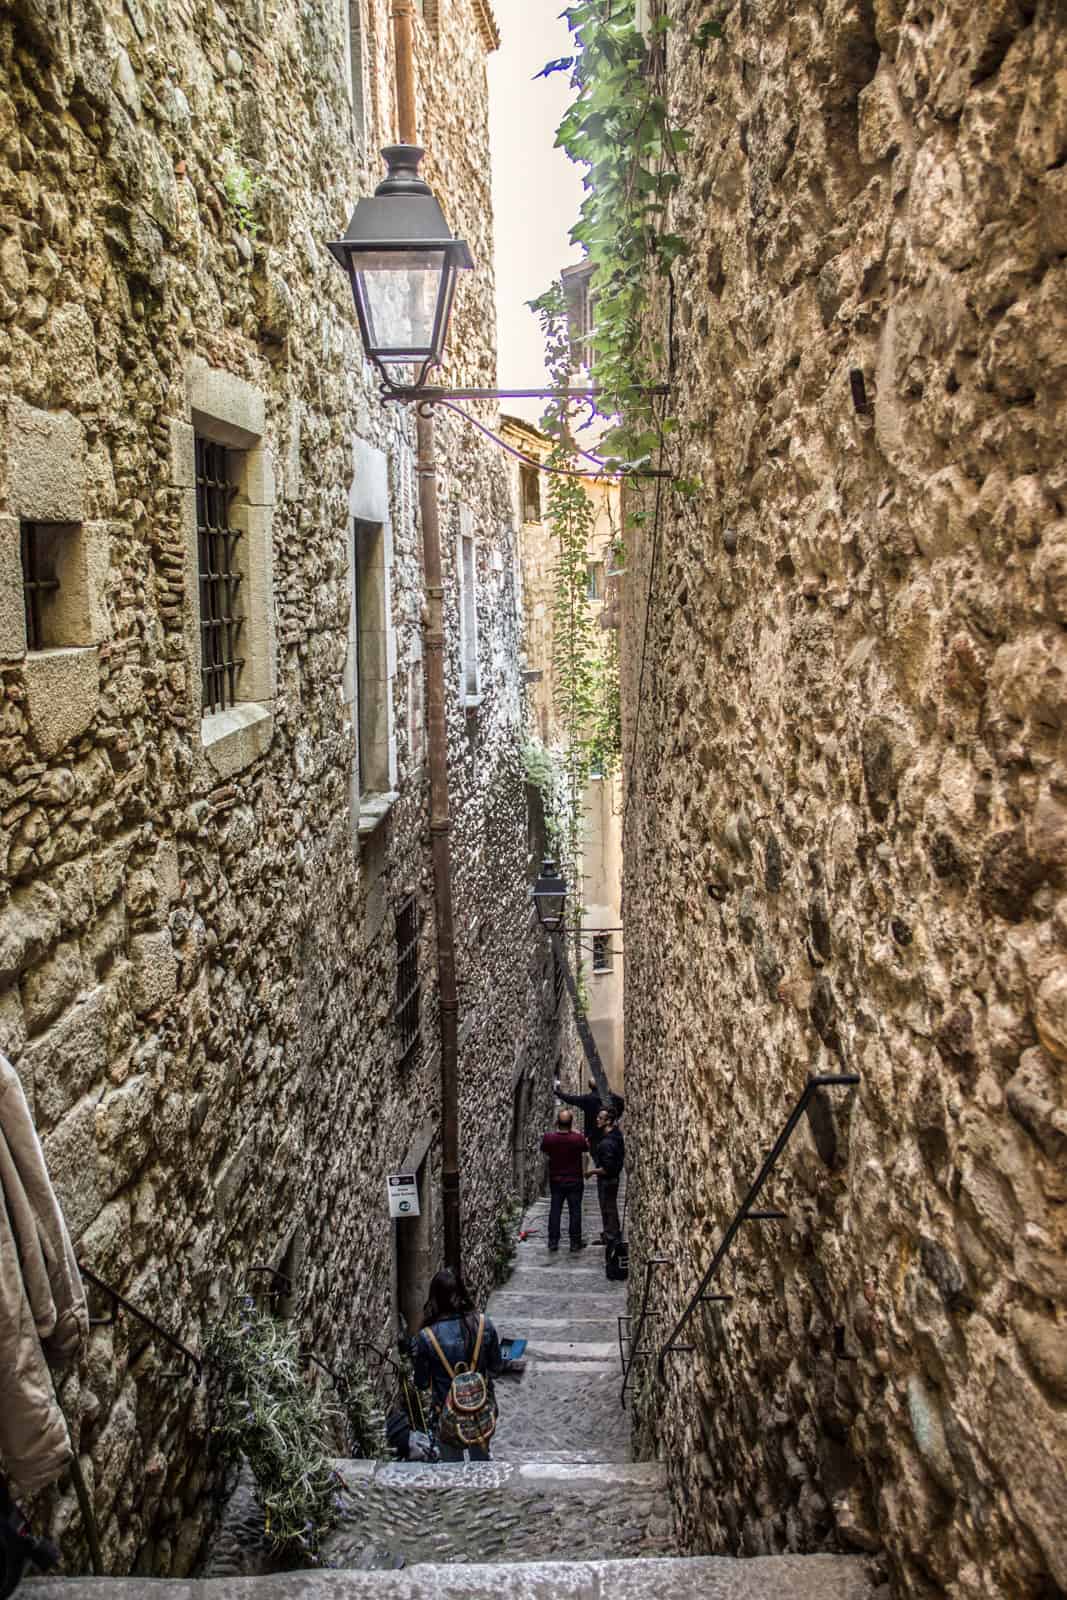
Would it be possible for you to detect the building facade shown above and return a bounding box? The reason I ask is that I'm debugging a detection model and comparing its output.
[621,3,1067,1599]
[0,0,557,1575]
[505,413,624,1091]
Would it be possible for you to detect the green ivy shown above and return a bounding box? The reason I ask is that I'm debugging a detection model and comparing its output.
[538,0,690,464]
[528,283,621,901]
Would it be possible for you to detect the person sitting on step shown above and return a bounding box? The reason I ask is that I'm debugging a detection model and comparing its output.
[413,1268,503,1462]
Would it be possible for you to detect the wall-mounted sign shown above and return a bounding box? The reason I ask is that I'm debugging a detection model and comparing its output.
[387,1172,420,1219]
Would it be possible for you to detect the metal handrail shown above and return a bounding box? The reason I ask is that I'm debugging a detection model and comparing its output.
[78,1262,203,1384]
[619,1253,671,1405]
[655,1073,859,1376]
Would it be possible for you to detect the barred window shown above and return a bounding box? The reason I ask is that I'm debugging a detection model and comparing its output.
[395,894,421,1065]
[195,436,245,714]
[20,523,60,649]
[592,934,613,973]
[553,946,565,1014]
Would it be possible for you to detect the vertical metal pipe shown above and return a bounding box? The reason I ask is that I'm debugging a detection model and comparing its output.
[391,0,418,145]
[391,0,461,1274]
[416,408,463,1274]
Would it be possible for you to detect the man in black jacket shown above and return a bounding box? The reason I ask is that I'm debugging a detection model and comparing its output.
[554,1079,625,1156]
[591,1106,624,1245]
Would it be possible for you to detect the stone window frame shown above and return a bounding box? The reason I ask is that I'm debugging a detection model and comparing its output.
[457,505,481,707]
[0,400,109,759]
[345,437,399,840]
[171,361,276,780]
[343,0,367,150]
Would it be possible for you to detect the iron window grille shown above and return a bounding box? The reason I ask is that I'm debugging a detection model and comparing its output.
[592,934,613,974]
[553,947,565,1014]
[395,894,422,1065]
[20,523,60,650]
[195,436,245,715]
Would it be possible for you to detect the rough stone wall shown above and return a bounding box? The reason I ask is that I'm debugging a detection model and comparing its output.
[0,0,551,1576]
[621,4,1067,1598]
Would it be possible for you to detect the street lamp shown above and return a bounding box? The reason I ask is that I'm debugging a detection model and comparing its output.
[533,859,567,932]
[327,145,474,391]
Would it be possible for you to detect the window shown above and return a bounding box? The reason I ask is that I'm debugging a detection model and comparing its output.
[395,894,421,1065]
[586,561,605,601]
[458,520,479,701]
[553,946,565,1014]
[353,518,391,794]
[18,520,97,650]
[344,1,365,146]
[20,523,60,649]
[592,934,613,974]
[195,437,245,715]
[520,465,542,524]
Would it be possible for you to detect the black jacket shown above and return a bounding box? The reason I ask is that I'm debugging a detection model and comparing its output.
[596,1126,625,1182]
[556,1088,625,1145]
[413,1313,503,1408]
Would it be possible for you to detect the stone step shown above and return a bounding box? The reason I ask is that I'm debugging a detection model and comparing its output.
[26,1554,880,1597]
[202,1460,673,1578]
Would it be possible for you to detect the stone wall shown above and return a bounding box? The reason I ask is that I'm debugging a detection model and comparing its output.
[621,4,1067,1598]
[0,0,556,1576]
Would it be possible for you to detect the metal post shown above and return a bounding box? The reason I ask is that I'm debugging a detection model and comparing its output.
[417,407,462,1274]
[392,0,462,1275]
[391,0,417,149]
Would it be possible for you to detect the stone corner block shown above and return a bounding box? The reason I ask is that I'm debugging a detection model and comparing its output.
[129,930,178,1015]
[23,647,99,758]
[0,515,27,659]
[187,358,265,448]
[3,397,85,522]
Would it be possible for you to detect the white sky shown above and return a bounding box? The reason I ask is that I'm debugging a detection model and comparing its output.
[487,2,585,423]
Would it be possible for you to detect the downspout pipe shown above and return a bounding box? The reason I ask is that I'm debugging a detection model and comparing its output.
[391,0,463,1275]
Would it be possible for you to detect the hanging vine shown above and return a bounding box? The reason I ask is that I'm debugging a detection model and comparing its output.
[528,283,619,904]
[537,0,690,465]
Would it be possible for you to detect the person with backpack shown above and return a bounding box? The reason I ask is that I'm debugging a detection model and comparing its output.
[412,1269,503,1461]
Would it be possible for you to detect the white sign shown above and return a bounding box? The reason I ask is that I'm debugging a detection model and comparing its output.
[387,1172,420,1219]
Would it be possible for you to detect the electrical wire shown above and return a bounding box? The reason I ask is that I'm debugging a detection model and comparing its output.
[429,399,669,481]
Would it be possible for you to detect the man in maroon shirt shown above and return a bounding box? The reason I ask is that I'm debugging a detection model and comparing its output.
[540,1108,590,1252]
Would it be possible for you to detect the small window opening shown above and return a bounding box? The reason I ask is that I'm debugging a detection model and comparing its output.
[592,934,613,974]
[20,523,61,650]
[586,561,605,601]
[460,532,479,699]
[553,946,565,1013]
[195,436,245,714]
[354,517,389,793]
[520,465,542,523]
[345,1,366,146]
[395,893,421,1065]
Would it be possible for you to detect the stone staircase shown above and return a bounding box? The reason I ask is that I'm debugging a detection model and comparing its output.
[27,1195,883,1598]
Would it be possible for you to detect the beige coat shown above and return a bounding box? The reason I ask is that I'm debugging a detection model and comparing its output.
[0,1054,88,1499]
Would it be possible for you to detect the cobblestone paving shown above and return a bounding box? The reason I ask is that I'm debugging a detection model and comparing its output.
[206,1188,675,1574]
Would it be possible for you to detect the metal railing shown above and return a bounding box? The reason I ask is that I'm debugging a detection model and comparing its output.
[618,1252,671,1405]
[79,1262,204,1384]
[617,1073,859,1400]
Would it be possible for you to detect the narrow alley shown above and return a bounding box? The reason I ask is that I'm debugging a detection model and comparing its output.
[30,1196,881,1598]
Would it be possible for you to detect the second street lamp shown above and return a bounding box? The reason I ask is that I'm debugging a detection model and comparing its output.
[533,860,568,933]
[327,145,473,391]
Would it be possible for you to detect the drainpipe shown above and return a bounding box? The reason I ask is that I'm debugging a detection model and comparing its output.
[391,0,463,1275]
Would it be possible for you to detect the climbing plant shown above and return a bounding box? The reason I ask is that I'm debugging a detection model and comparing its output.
[528,283,620,902]
[537,0,690,465]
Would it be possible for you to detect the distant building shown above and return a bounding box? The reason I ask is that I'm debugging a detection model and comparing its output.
[504,415,624,1093]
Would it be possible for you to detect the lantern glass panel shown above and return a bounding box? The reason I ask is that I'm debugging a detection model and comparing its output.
[353,248,447,358]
